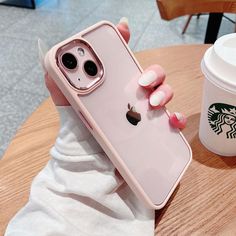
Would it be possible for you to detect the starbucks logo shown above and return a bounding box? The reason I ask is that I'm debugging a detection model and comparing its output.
[208,103,236,139]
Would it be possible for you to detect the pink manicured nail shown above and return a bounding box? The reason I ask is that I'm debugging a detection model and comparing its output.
[139,70,157,87]
[149,91,165,107]
[139,65,165,89]
[119,17,129,26]
[169,112,187,129]
[174,112,184,121]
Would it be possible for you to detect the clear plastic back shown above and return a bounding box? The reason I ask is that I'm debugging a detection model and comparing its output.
[45,21,192,209]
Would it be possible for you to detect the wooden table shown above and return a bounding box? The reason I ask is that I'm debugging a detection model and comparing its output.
[1,45,236,235]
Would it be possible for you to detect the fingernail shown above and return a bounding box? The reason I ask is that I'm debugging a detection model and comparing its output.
[150,91,165,106]
[170,112,187,129]
[138,70,157,87]
[174,112,184,121]
[119,17,129,26]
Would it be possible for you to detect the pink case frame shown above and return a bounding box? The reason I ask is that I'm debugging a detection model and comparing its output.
[44,21,192,209]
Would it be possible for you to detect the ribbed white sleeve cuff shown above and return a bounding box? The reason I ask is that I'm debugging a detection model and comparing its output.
[5,106,155,236]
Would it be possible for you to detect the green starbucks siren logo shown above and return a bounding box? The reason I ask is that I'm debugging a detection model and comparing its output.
[208,103,236,139]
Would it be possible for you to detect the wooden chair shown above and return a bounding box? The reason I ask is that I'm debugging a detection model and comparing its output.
[156,0,236,43]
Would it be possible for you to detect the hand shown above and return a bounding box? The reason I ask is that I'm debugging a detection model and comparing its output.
[45,17,186,129]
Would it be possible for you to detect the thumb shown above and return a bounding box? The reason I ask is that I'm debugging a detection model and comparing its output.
[45,73,70,106]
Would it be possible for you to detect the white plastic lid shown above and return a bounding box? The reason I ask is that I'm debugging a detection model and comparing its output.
[202,33,236,94]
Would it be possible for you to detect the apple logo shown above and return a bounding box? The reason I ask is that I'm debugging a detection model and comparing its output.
[126,103,141,126]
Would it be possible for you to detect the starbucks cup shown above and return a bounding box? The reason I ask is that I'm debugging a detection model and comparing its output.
[199,33,236,156]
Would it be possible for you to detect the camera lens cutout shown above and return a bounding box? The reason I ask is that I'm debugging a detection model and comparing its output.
[62,53,77,70]
[84,60,98,77]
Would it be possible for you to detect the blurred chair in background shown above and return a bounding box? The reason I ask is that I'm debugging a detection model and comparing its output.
[156,0,236,43]
[0,0,46,9]
[182,13,236,35]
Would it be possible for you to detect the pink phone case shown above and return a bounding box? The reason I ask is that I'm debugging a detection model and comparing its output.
[44,21,192,209]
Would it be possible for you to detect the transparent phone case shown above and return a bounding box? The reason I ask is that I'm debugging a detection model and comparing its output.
[45,21,192,209]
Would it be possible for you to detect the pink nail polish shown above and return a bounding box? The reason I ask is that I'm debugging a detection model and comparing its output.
[169,113,187,129]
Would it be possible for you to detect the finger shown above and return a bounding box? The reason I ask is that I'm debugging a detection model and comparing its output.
[138,65,165,89]
[116,17,130,43]
[45,73,70,106]
[149,83,173,108]
[169,112,187,129]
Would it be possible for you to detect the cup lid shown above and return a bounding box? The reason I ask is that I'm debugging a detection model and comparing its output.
[203,33,236,93]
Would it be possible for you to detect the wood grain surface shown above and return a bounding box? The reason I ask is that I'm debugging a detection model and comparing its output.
[1,45,236,235]
[157,0,236,20]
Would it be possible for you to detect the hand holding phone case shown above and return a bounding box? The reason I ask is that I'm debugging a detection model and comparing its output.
[44,21,192,209]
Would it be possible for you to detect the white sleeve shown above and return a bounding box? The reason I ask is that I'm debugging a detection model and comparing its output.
[5,106,154,236]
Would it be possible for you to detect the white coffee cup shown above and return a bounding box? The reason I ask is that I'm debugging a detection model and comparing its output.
[199,33,236,156]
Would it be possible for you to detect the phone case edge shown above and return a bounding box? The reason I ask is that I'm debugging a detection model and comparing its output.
[44,20,192,209]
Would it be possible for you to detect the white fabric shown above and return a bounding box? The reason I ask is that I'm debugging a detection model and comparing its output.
[5,106,154,236]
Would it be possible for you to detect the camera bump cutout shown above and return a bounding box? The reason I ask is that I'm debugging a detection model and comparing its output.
[56,39,104,95]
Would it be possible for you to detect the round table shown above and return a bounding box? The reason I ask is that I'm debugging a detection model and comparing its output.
[1,45,236,235]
